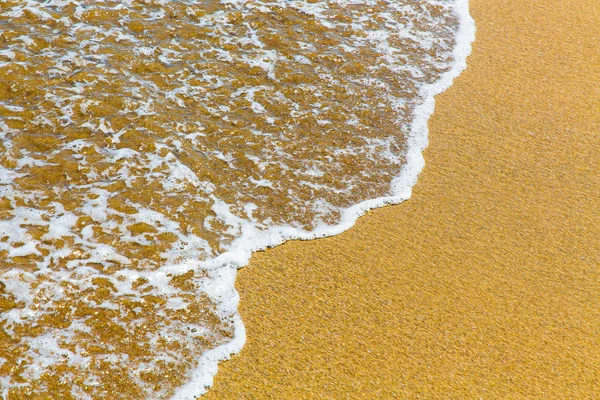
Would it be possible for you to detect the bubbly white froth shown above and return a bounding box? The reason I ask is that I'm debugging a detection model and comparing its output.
[0,0,474,398]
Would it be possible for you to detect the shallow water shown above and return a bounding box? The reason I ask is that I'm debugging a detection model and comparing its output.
[0,1,471,398]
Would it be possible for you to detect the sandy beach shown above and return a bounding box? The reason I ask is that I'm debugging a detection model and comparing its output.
[204,0,600,398]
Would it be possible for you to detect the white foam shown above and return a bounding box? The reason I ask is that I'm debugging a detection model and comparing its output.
[0,0,475,397]
[170,1,475,398]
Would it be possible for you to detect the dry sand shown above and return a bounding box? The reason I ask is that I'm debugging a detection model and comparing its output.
[204,0,600,398]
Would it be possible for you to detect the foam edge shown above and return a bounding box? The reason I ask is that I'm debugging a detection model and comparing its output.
[171,1,476,398]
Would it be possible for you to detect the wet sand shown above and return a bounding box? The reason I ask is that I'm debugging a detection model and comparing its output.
[205,0,600,398]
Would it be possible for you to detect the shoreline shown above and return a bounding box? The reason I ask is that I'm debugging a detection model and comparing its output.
[205,0,600,398]
[176,4,475,396]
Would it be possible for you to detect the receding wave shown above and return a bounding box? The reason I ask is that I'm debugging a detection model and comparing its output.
[0,1,474,398]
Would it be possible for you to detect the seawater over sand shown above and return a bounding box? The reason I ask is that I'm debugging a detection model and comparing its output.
[0,1,473,398]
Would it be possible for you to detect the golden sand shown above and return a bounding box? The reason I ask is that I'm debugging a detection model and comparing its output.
[205,0,600,398]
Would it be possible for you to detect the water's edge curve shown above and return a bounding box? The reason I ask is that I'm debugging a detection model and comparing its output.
[172,1,475,398]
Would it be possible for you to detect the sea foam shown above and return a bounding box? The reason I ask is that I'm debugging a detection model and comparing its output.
[0,1,474,398]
